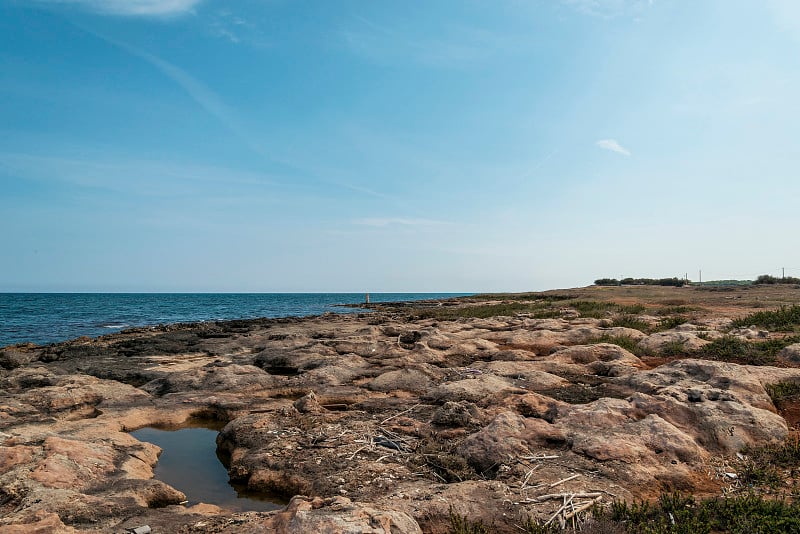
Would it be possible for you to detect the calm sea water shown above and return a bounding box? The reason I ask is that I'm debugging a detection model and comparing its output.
[0,293,468,347]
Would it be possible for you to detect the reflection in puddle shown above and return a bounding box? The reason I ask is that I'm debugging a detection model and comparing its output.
[131,423,284,512]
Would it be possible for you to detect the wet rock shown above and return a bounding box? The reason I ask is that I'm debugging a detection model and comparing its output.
[398,331,422,349]
[0,347,40,370]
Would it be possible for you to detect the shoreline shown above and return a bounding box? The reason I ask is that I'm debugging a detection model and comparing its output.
[0,292,472,349]
[2,285,800,532]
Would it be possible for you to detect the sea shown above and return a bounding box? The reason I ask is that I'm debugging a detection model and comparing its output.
[0,293,470,347]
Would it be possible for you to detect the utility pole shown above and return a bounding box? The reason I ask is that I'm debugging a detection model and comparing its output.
[783,267,785,280]
[699,269,702,284]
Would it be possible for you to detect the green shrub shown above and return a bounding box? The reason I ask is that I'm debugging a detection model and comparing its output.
[754,274,800,285]
[765,381,800,405]
[657,315,689,330]
[449,508,490,534]
[612,314,651,332]
[731,306,800,331]
[595,492,800,534]
[697,336,777,365]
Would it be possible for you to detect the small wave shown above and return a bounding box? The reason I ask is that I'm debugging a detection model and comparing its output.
[102,324,129,329]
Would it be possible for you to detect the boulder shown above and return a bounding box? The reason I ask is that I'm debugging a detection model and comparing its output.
[425,375,525,404]
[637,331,711,354]
[457,412,565,472]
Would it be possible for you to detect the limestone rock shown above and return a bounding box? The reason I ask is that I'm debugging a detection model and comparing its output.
[0,347,40,370]
[293,391,323,413]
[368,369,434,393]
[1,511,79,533]
[457,412,565,472]
[637,331,711,354]
[425,375,525,404]
[263,495,422,533]
[779,343,800,363]
[430,401,479,427]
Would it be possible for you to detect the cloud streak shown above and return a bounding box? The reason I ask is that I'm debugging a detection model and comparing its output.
[34,0,202,17]
[596,139,631,156]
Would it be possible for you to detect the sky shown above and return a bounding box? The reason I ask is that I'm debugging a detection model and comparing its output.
[1,0,799,292]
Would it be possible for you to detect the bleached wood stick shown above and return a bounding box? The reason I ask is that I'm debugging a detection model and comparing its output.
[530,492,602,503]
[563,496,603,520]
[548,474,580,488]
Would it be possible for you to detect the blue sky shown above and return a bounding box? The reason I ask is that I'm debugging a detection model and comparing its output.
[1,0,799,292]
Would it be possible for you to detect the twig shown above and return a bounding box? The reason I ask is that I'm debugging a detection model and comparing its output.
[380,403,421,425]
[529,492,602,503]
[521,455,560,460]
[549,474,580,488]
[545,497,570,526]
[563,496,603,520]
[520,465,538,490]
[429,469,447,483]
[348,444,370,460]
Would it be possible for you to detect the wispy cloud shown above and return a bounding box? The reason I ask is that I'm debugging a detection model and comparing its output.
[34,0,203,17]
[352,218,450,228]
[596,139,631,156]
[71,25,272,161]
[0,151,283,198]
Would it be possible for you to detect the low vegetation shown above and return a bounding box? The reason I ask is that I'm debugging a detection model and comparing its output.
[452,490,800,534]
[731,305,800,331]
[765,381,800,407]
[598,492,800,533]
[755,274,800,285]
[595,277,687,287]
[695,335,800,366]
[409,302,552,320]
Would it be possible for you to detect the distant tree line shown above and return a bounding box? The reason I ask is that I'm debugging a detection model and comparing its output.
[754,274,800,285]
[594,277,687,287]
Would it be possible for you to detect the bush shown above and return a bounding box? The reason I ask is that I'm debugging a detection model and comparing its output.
[594,277,687,287]
[731,306,800,331]
[755,274,800,285]
[596,492,800,534]
[697,335,799,365]
[595,278,620,286]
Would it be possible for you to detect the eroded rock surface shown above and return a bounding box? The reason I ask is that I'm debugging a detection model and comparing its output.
[2,289,800,532]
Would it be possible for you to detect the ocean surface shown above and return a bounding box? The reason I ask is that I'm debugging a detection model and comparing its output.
[0,293,469,347]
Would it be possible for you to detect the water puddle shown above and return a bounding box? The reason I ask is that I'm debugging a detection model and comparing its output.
[131,421,284,512]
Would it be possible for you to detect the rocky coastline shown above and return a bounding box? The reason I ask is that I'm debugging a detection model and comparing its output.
[2,285,800,533]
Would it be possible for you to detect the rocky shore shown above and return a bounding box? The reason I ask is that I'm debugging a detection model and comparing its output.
[2,285,800,533]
